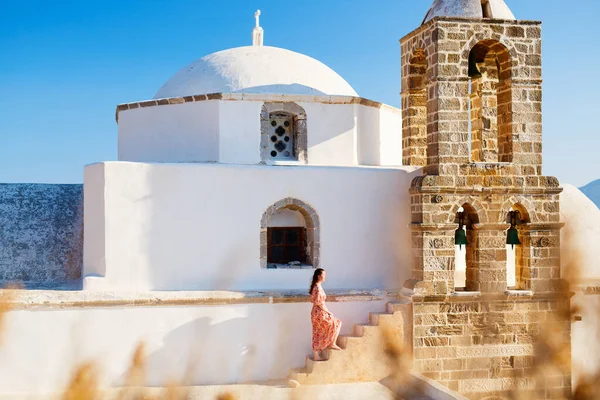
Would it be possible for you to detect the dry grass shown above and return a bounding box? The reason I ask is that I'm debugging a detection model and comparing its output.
[62,363,99,400]
[0,291,13,348]
[0,284,20,347]
[56,340,239,400]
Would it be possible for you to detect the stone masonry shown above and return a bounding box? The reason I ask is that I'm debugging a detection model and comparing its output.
[401,17,571,400]
[0,184,83,288]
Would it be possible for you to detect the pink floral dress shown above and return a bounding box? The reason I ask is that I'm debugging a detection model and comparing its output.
[310,283,341,351]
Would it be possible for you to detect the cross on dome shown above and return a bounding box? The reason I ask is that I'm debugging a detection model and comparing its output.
[255,10,261,27]
[252,9,264,46]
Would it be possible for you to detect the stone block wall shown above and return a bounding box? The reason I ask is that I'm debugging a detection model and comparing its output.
[412,293,572,400]
[0,184,83,288]
[409,169,563,295]
[401,18,543,176]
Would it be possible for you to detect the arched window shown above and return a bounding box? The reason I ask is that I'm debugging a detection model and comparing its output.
[260,198,319,269]
[468,40,513,163]
[260,102,307,163]
[267,208,306,265]
[267,112,295,160]
[454,204,479,291]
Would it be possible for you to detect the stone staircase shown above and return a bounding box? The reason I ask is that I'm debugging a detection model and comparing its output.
[289,298,413,385]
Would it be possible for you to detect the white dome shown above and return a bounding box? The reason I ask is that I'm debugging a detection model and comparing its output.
[423,0,515,24]
[154,46,358,99]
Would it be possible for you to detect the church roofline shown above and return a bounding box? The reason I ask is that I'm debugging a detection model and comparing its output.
[115,92,400,123]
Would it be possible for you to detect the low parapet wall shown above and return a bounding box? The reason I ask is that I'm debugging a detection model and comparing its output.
[0,184,83,288]
[0,289,393,395]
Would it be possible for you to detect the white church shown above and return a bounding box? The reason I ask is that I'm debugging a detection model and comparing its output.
[84,9,412,293]
[1,1,599,398]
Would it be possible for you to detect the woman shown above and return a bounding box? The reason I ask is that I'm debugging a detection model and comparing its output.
[309,268,342,361]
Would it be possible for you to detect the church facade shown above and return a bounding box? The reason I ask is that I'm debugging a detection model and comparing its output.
[0,1,598,399]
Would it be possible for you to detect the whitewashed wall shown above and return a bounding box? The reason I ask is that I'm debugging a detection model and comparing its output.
[218,101,261,164]
[560,184,600,280]
[560,184,600,386]
[83,162,418,292]
[116,99,402,167]
[0,299,387,395]
[571,291,600,387]
[356,104,402,167]
[118,101,220,163]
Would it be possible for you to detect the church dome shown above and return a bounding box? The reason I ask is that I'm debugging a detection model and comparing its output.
[422,0,515,24]
[153,46,358,99]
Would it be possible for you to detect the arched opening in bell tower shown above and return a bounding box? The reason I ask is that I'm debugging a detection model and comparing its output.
[454,204,479,291]
[467,40,513,163]
[505,203,530,290]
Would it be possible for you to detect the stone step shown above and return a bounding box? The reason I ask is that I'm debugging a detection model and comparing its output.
[338,335,364,350]
[294,341,391,385]
[368,312,388,325]
[289,366,309,378]
[305,357,316,371]
[370,311,396,326]
[386,301,410,314]
[338,335,348,349]
[289,301,411,386]
[289,368,310,384]
[354,323,380,338]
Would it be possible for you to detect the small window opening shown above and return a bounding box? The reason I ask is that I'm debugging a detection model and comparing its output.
[454,207,468,289]
[506,208,522,289]
[268,112,295,160]
[454,204,479,292]
[266,207,309,268]
[267,227,307,265]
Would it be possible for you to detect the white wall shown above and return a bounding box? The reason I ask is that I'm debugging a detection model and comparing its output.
[218,101,262,164]
[301,102,358,166]
[83,164,106,280]
[83,162,418,292]
[571,291,600,387]
[0,299,387,395]
[116,99,402,168]
[560,184,600,387]
[118,101,220,163]
[560,184,600,281]
[378,107,403,166]
[355,105,403,167]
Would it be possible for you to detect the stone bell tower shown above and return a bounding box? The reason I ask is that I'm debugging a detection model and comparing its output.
[401,1,572,398]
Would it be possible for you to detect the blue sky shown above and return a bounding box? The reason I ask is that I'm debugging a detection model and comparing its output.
[0,0,598,187]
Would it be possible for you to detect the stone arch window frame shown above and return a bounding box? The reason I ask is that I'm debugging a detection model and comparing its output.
[260,102,307,164]
[402,44,430,167]
[464,37,516,164]
[260,198,319,269]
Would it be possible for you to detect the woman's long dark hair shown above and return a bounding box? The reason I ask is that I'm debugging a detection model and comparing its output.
[309,268,325,295]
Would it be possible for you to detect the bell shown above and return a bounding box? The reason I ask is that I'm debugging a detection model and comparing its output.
[506,227,521,249]
[455,227,469,249]
[454,211,469,249]
[506,210,521,249]
[468,51,482,79]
